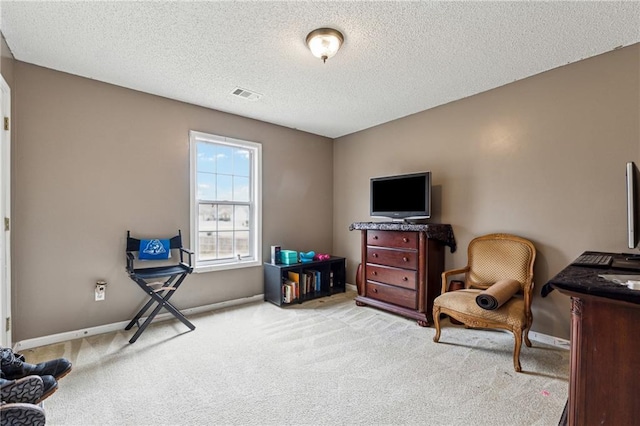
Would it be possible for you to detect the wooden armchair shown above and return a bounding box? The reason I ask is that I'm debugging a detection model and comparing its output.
[432,233,536,372]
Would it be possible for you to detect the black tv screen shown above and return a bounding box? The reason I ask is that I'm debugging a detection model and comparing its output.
[627,161,639,249]
[370,172,431,219]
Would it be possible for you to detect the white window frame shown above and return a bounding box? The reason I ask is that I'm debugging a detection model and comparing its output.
[189,130,262,272]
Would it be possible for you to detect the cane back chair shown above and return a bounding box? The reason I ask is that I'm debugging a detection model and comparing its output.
[432,233,536,372]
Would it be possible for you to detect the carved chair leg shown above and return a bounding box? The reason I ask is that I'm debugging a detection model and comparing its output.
[513,328,523,372]
[433,306,442,342]
[524,314,533,347]
[524,326,532,348]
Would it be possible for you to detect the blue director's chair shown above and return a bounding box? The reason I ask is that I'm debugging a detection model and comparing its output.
[125,230,195,343]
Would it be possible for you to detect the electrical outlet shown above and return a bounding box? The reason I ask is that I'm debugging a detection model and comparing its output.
[95,281,106,301]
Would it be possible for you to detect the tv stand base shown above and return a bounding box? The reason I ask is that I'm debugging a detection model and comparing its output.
[404,218,430,224]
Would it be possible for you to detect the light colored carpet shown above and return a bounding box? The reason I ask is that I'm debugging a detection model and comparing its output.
[24,290,569,425]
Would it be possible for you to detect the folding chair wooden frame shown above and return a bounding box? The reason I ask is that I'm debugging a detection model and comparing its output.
[125,230,195,343]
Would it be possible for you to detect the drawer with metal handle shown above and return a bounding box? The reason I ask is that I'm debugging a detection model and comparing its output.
[367,230,418,249]
[365,281,416,310]
[366,247,417,270]
[365,264,417,290]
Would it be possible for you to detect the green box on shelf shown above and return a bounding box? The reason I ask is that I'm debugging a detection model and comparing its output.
[280,250,298,265]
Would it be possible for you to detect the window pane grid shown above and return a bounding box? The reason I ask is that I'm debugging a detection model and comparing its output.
[197,208,251,261]
[192,132,260,269]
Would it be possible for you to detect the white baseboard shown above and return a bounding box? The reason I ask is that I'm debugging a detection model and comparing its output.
[346,283,357,292]
[14,294,265,351]
[528,331,570,350]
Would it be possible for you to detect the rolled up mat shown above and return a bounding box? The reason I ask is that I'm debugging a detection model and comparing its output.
[475,278,521,310]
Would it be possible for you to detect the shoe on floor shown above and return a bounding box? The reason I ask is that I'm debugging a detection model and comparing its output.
[0,401,46,426]
[0,348,26,363]
[0,376,43,404]
[37,375,58,402]
[1,375,58,404]
[0,348,26,369]
[1,347,72,380]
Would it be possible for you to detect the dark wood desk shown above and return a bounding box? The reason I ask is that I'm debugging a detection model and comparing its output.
[543,252,640,425]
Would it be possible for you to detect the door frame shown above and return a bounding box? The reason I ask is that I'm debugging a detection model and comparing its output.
[1,73,11,347]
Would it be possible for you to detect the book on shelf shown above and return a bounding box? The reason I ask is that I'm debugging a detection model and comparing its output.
[303,271,313,294]
[287,271,300,300]
[305,269,322,293]
[282,280,292,304]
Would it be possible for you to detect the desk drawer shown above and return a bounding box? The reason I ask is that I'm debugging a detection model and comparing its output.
[366,264,416,290]
[367,231,418,250]
[367,247,417,270]
[366,281,416,310]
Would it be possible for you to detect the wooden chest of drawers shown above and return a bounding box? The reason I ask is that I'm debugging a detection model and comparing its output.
[355,227,446,326]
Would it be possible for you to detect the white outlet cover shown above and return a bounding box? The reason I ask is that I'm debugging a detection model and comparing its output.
[95,287,105,301]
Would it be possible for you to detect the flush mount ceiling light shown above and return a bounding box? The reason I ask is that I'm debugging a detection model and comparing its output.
[306,28,344,63]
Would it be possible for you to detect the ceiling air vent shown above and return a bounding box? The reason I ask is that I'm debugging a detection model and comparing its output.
[231,87,262,101]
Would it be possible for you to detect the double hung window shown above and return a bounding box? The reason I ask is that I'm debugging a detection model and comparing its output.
[189,131,262,272]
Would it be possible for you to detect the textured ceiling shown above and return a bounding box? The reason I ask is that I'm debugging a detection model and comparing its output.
[1,1,639,138]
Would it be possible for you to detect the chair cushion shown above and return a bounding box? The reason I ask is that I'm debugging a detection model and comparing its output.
[132,264,190,279]
[434,289,526,327]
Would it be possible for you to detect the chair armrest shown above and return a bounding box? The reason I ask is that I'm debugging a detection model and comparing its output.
[179,247,194,270]
[126,252,135,273]
[441,266,470,293]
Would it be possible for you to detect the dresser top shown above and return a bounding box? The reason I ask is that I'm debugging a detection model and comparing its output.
[349,221,456,253]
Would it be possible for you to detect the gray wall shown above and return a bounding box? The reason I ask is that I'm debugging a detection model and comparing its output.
[12,62,334,341]
[333,43,640,340]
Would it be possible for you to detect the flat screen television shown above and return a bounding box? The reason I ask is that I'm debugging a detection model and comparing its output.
[626,161,639,249]
[611,162,640,270]
[370,171,431,220]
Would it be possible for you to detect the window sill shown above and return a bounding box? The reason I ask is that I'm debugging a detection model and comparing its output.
[194,259,262,273]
